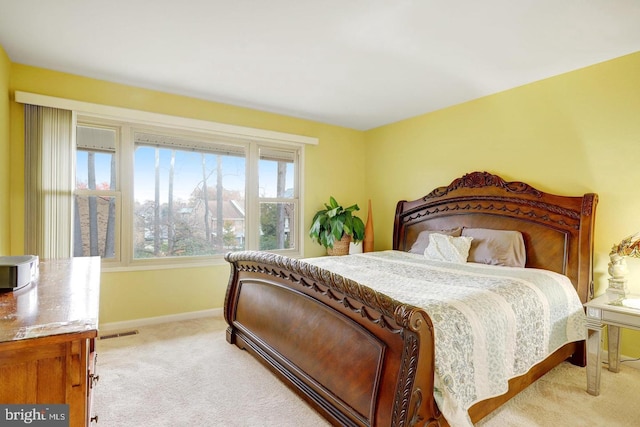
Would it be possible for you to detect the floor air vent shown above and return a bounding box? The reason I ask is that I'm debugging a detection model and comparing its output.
[99,330,139,340]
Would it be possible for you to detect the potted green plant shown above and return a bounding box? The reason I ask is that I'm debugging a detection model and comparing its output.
[309,196,365,256]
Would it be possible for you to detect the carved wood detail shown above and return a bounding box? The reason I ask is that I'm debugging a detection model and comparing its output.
[582,193,597,217]
[405,197,581,229]
[424,171,543,199]
[393,332,421,427]
[226,251,417,333]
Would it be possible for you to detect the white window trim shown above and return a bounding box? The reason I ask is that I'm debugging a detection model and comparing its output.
[16,91,314,271]
[15,91,318,146]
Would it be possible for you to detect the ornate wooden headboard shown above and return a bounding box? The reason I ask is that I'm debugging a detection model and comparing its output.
[393,171,598,303]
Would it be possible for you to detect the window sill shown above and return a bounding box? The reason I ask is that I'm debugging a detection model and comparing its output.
[100,249,303,273]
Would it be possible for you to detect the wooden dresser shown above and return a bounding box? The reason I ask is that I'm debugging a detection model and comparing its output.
[0,257,100,426]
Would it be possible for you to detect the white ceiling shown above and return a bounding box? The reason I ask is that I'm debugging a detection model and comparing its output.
[1,0,640,130]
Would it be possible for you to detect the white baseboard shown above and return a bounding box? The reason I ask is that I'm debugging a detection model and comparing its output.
[99,308,223,333]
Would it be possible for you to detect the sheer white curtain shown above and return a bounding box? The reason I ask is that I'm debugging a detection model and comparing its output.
[24,105,75,259]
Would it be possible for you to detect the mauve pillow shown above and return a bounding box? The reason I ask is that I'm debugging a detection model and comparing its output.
[461,228,526,268]
[408,227,462,254]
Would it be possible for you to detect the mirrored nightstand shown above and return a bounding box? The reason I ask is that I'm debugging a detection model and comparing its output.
[584,293,640,395]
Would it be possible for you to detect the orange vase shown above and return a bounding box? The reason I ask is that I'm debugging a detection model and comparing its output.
[363,199,374,252]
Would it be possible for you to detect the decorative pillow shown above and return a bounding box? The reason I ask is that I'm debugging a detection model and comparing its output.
[461,228,526,268]
[424,233,473,264]
[408,227,462,254]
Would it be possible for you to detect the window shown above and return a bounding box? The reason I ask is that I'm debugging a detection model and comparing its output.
[259,148,297,251]
[74,118,303,267]
[74,125,119,259]
[132,130,248,259]
[18,91,315,267]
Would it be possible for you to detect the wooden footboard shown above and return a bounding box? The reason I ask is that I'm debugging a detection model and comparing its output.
[224,251,443,427]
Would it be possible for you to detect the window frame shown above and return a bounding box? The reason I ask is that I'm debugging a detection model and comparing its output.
[74,115,306,271]
[74,122,121,264]
[255,145,300,252]
[17,91,317,270]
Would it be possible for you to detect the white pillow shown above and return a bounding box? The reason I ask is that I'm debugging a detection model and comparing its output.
[424,233,473,264]
[408,227,462,254]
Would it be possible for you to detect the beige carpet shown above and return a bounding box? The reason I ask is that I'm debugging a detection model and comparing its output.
[93,316,640,426]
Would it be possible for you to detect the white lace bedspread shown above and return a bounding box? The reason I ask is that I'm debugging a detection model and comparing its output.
[304,250,586,427]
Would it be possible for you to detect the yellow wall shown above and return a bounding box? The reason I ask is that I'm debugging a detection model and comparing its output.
[4,43,640,356]
[365,51,640,356]
[0,46,10,255]
[6,62,366,324]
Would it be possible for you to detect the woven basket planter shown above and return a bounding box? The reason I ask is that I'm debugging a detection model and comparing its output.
[327,235,352,256]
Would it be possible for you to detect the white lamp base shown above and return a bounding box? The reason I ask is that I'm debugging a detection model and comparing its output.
[607,253,629,298]
[606,278,629,298]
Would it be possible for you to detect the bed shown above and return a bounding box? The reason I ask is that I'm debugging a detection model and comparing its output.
[223,171,598,427]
